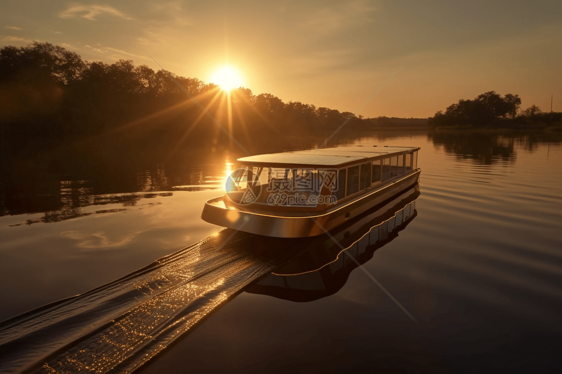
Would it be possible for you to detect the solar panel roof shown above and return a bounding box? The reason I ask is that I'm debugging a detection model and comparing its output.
[237,146,419,167]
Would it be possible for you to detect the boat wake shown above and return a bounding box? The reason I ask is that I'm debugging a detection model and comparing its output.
[0,231,299,373]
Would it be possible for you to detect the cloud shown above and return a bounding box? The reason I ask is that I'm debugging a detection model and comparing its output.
[59,4,131,21]
[105,47,145,60]
[1,36,35,44]
[5,26,22,31]
[85,44,105,53]
[82,44,146,60]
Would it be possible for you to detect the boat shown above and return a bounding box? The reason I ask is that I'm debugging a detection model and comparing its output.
[245,184,419,301]
[201,145,420,238]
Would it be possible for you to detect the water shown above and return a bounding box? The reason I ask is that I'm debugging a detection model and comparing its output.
[0,130,561,373]
[0,231,303,373]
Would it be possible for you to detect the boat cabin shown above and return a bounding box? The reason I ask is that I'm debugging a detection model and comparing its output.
[225,146,420,212]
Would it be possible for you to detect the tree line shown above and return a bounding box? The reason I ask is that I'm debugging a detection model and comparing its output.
[0,42,381,163]
[429,91,561,128]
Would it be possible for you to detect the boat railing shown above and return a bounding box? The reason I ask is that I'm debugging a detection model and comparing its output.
[225,149,419,210]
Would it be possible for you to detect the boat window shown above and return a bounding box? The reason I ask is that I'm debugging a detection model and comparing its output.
[267,167,289,181]
[405,154,412,172]
[231,166,263,190]
[227,168,246,191]
[346,166,360,196]
[334,169,346,201]
[413,151,418,169]
[360,163,371,190]
[390,156,398,178]
[292,168,316,192]
[397,154,405,176]
[267,167,293,191]
[226,166,264,204]
[372,160,381,183]
[251,167,268,186]
[381,158,390,182]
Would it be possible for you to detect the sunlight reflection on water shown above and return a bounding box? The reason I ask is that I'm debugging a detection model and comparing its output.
[1,131,562,373]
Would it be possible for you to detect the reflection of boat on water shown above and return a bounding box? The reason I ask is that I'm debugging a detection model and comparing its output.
[202,146,420,238]
[245,184,419,302]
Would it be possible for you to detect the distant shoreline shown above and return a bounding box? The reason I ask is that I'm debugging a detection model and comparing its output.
[364,117,429,130]
[429,123,562,131]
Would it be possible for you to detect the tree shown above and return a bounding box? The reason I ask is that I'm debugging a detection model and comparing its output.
[1,41,378,162]
[254,93,284,115]
[0,42,85,85]
[503,93,522,118]
[523,105,541,117]
[429,91,523,127]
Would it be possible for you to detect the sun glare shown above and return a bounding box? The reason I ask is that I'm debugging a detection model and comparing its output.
[210,66,243,91]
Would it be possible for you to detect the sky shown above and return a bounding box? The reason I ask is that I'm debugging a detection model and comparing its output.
[1,0,561,118]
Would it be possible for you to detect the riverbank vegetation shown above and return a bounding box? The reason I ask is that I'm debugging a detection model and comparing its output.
[429,91,561,129]
[0,42,427,165]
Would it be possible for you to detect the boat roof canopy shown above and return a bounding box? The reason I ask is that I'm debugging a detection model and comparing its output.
[237,146,420,168]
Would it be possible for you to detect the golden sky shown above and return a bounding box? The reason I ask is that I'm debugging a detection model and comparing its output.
[1,0,561,118]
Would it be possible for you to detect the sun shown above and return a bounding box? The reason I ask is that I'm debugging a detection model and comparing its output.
[210,66,243,91]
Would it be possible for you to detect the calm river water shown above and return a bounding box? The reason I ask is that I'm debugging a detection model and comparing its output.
[0,130,561,373]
